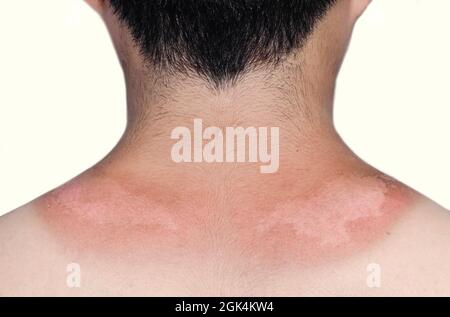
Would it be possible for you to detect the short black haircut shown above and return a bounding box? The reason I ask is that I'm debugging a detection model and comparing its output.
[108,0,336,86]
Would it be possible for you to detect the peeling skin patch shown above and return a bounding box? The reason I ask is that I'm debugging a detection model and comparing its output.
[258,177,386,247]
[37,175,189,255]
[46,180,178,229]
[243,175,413,265]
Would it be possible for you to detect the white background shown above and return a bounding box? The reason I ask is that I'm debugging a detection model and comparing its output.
[0,0,449,216]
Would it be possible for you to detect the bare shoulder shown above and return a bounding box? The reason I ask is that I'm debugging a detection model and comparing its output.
[366,196,450,296]
[0,203,68,296]
[393,196,450,255]
[0,203,39,251]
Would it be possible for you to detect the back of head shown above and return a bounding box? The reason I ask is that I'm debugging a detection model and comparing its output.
[108,0,337,86]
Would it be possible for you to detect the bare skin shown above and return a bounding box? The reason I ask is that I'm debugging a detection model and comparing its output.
[0,0,449,296]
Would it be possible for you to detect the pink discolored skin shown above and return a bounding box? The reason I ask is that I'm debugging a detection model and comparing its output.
[37,176,194,257]
[233,175,414,266]
[37,172,414,266]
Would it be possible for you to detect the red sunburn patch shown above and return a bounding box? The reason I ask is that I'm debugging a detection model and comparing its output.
[36,173,415,266]
[234,175,414,266]
[37,175,193,256]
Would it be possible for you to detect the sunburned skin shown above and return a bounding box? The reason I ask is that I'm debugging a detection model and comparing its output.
[241,175,413,265]
[37,170,414,267]
[38,173,188,254]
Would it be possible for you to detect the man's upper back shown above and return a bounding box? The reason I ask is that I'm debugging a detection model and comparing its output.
[1,169,449,296]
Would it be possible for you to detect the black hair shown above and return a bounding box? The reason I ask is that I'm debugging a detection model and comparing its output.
[108,0,336,86]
